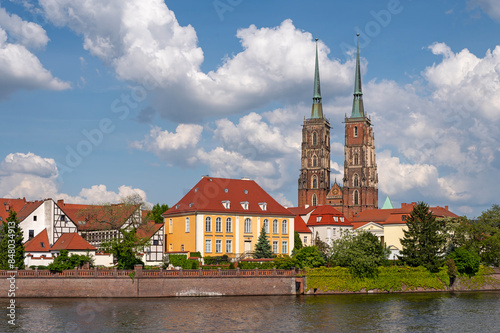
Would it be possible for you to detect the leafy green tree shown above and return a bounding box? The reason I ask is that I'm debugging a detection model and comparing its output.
[399,202,447,272]
[295,246,325,268]
[312,232,330,260]
[448,247,480,277]
[254,226,273,259]
[102,229,146,269]
[48,250,93,272]
[273,254,300,269]
[293,232,303,253]
[329,230,389,278]
[145,203,169,224]
[0,211,25,269]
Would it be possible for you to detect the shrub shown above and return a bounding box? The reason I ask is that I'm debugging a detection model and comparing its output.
[190,252,202,258]
[449,247,480,277]
[237,261,275,269]
[273,254,300,269]
[295,246,325,268]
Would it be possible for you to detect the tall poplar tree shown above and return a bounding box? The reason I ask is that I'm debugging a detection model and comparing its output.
[399,202,446,272]
[0,211,25,269]
[254,226,273,259]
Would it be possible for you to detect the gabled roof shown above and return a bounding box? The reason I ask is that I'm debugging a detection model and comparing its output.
[0,198,44,223]
[56,200,140,231]
[287,206,316,216]
[294,215,312,233]
[307,205,351,226]
[24,229,50,252]
[51,233,96,251]
[136,221,164,240]
[163,177,294,217]
[352,203,459,226]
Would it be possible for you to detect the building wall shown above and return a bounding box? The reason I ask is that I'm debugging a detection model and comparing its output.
[298,232,312,247]
[165,213,294,258]
[383,224,407,258]
[308,225,353,246]
[21,201,52,244]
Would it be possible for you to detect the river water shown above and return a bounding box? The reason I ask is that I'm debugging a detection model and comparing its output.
[2,292,499,332]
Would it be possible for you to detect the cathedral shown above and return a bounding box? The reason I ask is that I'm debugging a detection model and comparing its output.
[298,36,378,219]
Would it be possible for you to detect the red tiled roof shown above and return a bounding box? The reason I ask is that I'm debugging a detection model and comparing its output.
[24,229,50,252]
[51,233,96,251]
[163,177,294,217]
[287,206,316,216]
[352,203,459,226]
[306,205,351,226]
[294,215,312,233]
[136,221,163,240]
[0,198,45,223]
[56,200,139,231]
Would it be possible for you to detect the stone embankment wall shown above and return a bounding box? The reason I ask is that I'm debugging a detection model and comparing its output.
[0,267,299,298]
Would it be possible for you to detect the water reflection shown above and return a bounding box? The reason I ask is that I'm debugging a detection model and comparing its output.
[1,292,499,332]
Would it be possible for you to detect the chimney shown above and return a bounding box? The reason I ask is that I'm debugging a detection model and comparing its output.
[57,199,64,205]
[445,205,449,210]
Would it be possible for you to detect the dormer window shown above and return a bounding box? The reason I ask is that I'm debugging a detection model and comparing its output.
[259,202,267,211]
[40,242,45,248]
[244,190,248,194]
[340,217,344,223]
[189,203,194,208]
[316,216,322,223]
[222,200,231,209]
[175,205,179,209]
[224,188,229,193]
[334,216,338,222]
[241,201,249,210]
[194,187,198,192]
[402,215,407,221]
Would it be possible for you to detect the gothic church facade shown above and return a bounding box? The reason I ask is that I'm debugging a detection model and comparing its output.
[298,36,378,219]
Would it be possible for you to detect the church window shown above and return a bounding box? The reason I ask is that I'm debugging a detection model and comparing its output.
[354,191,359,205]
[312,194,317,206]
[312,132,317,145]
[354,154,359,165]
[354,126,358,137]
[312,176,317,189]
[313,155,317,167]
[354,174,359,187]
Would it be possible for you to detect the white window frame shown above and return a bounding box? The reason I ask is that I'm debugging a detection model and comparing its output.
[226,217,232,233]
[215,217,222,233]
[215,239,222,253]
[272,240,278,254]
[205,239,212,253]
[205,216,212,232]
[185,217,190,233]
[244,218,252,234]
[282,241,288,254]
[272,219,278,234]
[282,220,288,234]
[263,219,269,234]
[226,239,232,253]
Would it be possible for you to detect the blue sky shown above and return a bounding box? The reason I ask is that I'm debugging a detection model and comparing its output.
[1,0,499,218]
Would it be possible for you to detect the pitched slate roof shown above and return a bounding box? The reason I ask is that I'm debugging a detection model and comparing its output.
[56,200,139,231]
[51,233,96,251]
[163,177,294,217]
[24,229,50,252]
[306,205,351,226]
[294,215,312,233]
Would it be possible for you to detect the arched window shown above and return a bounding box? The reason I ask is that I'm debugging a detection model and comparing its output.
[312,132,317,145]
[354,191,359,205]
[354,174,359,187]
[272,219,278,234]
[354,154,359,165]
[312,194,317,206]
[244,218,252,233]
[263,219,269,233]
[215,217,222,233]
[205,217,212,232]
[282,220,288,234]
[312,176,317,189]
[354,126,358,137]
[226,217,232,233]
[313,155,317,167]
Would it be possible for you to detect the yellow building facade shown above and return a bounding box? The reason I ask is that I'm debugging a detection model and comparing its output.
[163,177,295,258]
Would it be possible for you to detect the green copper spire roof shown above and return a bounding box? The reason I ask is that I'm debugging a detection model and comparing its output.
[381,196,394,209]
[311,39,324,119]
[351,34,365,118]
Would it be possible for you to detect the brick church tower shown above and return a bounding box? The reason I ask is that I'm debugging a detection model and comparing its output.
[298,40,331,207]
[342,34,379,218]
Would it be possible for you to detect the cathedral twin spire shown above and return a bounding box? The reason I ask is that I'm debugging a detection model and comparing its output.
[311,35,365,119]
